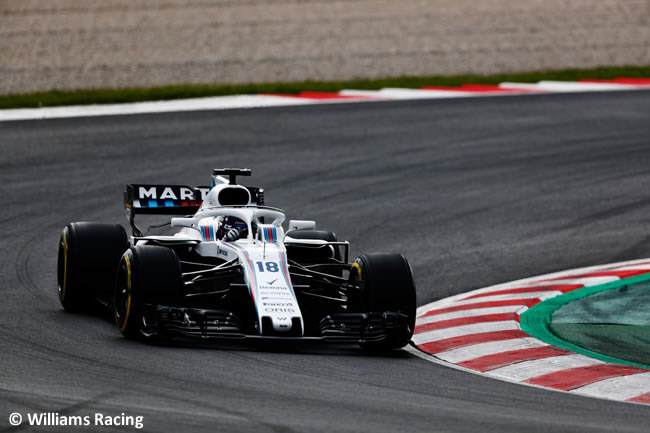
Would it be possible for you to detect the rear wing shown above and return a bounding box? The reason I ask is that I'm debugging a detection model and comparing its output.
[125,184,210,215]
[124,184,264,235]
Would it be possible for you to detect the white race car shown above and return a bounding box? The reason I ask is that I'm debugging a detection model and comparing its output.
[57,168,416,350]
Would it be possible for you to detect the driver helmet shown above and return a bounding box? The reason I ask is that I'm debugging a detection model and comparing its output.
[221,216,248,235]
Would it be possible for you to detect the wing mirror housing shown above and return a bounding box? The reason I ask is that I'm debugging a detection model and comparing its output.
[287,220,316,231]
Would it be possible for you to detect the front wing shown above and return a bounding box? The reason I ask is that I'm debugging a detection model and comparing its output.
[141,304,410,343]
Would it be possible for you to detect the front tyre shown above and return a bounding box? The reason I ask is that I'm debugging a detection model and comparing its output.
[114,245,183,339]
[57,222,128,312]
[351,253,416,350]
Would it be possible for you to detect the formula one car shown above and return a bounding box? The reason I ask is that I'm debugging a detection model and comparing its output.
[57,169,416,350]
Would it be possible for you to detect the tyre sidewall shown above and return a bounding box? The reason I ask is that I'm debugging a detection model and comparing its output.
[353,253,417,349]
[114,245,182,339]
[58,222,128,312]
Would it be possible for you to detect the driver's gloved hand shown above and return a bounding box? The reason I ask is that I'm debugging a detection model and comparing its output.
[223,228,240,242]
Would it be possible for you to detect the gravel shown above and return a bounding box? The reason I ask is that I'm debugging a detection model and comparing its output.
[1,0,648,93]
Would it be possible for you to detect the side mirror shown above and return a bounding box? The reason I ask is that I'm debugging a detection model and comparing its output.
[287,220,316,231]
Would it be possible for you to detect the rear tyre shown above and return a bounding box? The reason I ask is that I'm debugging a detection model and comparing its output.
[114,245,183,339]
[350,253,416,350]
[57,222,128,312]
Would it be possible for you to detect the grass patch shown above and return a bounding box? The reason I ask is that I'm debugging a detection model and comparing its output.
[2,65,649,109]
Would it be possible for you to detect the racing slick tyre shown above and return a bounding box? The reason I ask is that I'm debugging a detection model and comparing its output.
[114,245,182,339]
[351,253,416,351]
[57,222,129,313]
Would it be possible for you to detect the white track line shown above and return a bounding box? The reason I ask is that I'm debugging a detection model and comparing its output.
[340,88,476,99]
[405,344,583,395]
[1,80,647,122]
[0,95,318,121]
[609,264,650,271]
[500,81,647,92]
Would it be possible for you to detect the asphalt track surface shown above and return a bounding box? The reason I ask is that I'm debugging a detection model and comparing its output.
[1,91,650,432]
